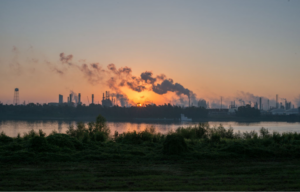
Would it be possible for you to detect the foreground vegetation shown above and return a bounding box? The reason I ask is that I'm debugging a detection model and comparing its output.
[1,115,300,190]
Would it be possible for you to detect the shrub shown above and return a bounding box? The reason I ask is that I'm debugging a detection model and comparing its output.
[47,133,82,150]
[93,131,107,142]
[163,134,188,155]
[175,123,210,140]
[2,142,23,151]
[272,131,281,143]
[29,136,49,152]
[66,115,110,142]
[115,127,162,144]
[210,133,221,143]
[243,130,258,140]
[260,127,270,138]
[0,132,13,144]
[23,129,39,140]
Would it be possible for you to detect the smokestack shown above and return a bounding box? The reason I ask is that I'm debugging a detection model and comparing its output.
[92,94,94,104]
[103,93,105,101]
[78,93,81,104]
[276,94,278,109]
[69,94,72,103]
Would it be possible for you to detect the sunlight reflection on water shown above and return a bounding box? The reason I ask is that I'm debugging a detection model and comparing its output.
[0,120,300,137]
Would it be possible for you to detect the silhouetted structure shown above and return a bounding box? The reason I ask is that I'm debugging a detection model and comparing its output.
[59,95,63,104]
[69,94,72,103]
[13,88,19,105]
[237,105,260,117]
[78,93,81,105]
[276,94,278,109]
[198,99,207,108]
[102,91,112,107]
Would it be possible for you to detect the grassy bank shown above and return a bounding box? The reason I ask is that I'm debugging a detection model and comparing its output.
[1,159,300,191]
[1,115,300,190]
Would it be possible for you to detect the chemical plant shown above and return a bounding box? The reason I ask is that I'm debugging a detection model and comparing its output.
[6,88,300,116]
[47,91,118,107]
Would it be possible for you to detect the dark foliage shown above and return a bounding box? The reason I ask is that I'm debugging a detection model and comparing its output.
[0,132,13,144]
[163,134,188,155]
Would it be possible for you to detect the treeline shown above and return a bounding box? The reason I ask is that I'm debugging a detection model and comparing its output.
[0,103,208,120]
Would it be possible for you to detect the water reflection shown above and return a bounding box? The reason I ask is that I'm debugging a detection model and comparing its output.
[0,120,300,138]
[58,121,62,133]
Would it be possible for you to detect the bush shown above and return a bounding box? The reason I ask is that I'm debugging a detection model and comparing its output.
[47,133,82,150]
[243,130,258,140]
[210,133,221,143]
[115,127,163,144]
[260,127,270,138]
[66,115,110,142]
[163,134,188,155]
[93,131,107,142]
[0,132,13,144]
[23,129,39,140]
[29,136,49,152]
[175,123,210,139]
[2,142,23,151]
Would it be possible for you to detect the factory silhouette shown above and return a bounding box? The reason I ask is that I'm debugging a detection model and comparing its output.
[48,90,297,116]
[55,91,123,108]
[1,88,298,121]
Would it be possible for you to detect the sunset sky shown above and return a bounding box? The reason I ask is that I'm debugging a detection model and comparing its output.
[0,0,300,107]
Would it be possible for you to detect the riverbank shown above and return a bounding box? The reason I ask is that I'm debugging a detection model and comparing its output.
[1,116,300,190]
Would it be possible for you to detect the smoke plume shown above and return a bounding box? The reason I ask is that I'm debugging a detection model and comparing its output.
[56,52,197,106]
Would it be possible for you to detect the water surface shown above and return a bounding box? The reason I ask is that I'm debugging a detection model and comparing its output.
[1,120,300,137]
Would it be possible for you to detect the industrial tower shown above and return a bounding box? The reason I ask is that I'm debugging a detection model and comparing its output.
[13,88,19,105]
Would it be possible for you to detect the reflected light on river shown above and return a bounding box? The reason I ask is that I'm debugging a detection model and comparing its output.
[1,120,300,137]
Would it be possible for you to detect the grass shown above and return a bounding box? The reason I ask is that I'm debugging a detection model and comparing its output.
[1,115,300,190]
[1,159,300,190]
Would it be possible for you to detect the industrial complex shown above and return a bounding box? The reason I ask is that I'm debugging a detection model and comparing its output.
[6,88,300,116]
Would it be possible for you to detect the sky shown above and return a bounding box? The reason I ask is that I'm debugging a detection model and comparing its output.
[0,0,300,108]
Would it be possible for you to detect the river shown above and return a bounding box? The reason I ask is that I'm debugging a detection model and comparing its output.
[1,120,300,137]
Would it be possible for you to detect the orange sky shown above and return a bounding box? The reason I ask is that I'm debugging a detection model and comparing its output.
[0,1,300,107]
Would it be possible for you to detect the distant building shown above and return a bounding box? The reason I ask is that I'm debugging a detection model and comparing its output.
[102,91,112,107]
[228,101,238,114]
[59,95,63,104]
[198,99,207,108]
[271,108,299,115]
[285,108,299,115]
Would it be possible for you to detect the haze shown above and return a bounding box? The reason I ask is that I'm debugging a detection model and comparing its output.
[0,0,299,107]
